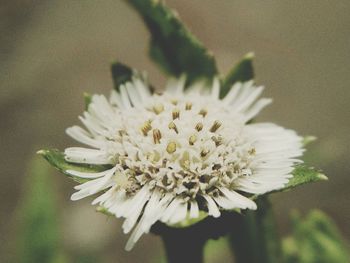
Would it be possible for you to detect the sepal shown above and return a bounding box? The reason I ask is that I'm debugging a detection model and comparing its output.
[37,149,111,184]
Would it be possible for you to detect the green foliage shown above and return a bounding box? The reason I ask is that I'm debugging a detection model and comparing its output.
[283,210,350,263]
[220,52,254,98]
[127,0,217,85]
[38,149,111,184]
[110,62,133,91]
[16,157,67,263]
[283,165,328,191]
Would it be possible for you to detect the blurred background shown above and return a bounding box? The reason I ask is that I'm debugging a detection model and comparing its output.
[1,0,350,262]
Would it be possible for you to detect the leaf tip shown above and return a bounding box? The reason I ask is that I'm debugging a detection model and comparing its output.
[244,52,255,60]
[317,173,328,181]
[83,92,91,99]
[96,206,113,216]
[303,135,317,146]
[36,149,47,156]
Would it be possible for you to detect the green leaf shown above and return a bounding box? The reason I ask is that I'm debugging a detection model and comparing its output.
[128,0,217,85]
[15,157,68,263]
[111,62,133,91]
[283,210,350,263]
[38,149,111,184]
[220,52,254,98]
[283,165,328,191]
[83,92,92,111]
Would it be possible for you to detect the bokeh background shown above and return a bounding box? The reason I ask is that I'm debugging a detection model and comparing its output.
[1,0,350,262]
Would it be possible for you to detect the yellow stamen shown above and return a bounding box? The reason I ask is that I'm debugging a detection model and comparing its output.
[199,109,207,117]
[210,120,221,132]
[153,129,161,144]
[172,109,180,120]
[189,135,197,145]
[195,122,203,131]
[185,102,192,110]
[153,103,164,114]
[200,149,209,158]
[140,120,152,136]
[168,122,179,133]
[166,141,177,153]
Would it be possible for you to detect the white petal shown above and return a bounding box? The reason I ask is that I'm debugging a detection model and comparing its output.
[122,185,152,233]
[161,198,182,222]
[65,147,113,165]
[203,195,220,217]
[125,190,166,251]
[168,202,188,224]
[222,82,242,104]
[119,85,132,109]
[66,126,102,148]
[189,200,199,218]
[219,188,257,210]
[66,166,116,179]
[243,98,273,121]
[211,78,220,99]
[234,86,264,112]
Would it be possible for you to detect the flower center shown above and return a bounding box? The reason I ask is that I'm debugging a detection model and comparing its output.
[112,93,256,199]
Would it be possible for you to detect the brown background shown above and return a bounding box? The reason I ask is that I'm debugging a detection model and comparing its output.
[1,1,350,262]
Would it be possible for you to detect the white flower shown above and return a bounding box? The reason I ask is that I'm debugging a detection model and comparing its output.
[64,75,304,250]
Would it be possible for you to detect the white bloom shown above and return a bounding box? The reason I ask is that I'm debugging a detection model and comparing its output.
[64,76,304,250]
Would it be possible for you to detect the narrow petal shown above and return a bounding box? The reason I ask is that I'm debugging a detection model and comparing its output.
[203,195,220,217]
[65,147,113,165]
[243,98,273,121]
[189,200,199,218]
[219,188,257,210]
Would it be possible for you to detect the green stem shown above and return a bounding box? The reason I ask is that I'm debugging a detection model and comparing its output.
[152,212,244,263]
[153,222,205,263]
[229,196,282,263]
[162,233,205,263]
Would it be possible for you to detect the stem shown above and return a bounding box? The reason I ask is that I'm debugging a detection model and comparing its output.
[229,196,282,263]
[152,212,243,263]
[153,222,205,263]
[162,232,205,263]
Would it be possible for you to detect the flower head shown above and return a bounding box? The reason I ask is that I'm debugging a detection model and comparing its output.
[64,75,304,250]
